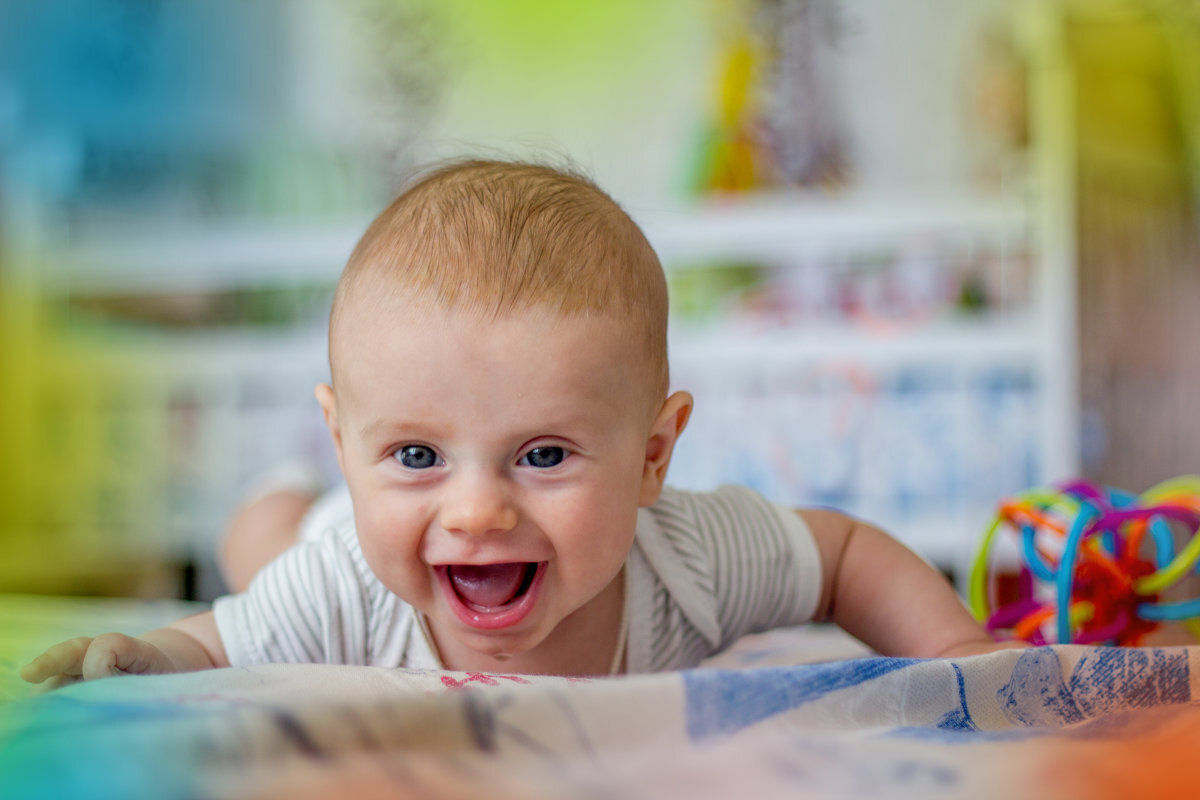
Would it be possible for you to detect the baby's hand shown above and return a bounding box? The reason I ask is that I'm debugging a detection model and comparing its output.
[19,633,178,692]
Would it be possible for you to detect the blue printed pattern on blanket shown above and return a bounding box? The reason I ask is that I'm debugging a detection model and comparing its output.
[683,657,919,739]
[998,647,1191,727]
[682,647,1194,743]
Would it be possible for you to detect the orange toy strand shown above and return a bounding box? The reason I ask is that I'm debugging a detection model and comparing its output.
[1013,606,1055,641]
[1124,519,1148,561]
[1000,503,1067,535]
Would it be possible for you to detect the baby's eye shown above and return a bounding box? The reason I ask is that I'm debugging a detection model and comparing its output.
[520,446,566,469]
[395,445,441,470]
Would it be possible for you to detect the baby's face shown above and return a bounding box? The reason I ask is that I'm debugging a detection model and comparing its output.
[322,299,668,671]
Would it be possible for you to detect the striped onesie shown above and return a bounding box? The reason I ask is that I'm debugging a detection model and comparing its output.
[214,485,821,673]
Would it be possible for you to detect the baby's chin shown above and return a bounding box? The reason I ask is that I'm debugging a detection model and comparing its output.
[436,624,554,672]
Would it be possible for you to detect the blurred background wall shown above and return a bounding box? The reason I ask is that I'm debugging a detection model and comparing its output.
[0,0,1196,600]
[1070,2,1200,490]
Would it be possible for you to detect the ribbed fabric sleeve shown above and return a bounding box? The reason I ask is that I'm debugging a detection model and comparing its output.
[213,517,437,668]
[626,485,821,673]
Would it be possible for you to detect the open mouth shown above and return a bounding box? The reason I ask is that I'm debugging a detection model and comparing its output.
[435,561,546,630]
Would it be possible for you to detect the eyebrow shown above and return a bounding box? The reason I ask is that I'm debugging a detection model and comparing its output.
[358,409,603,444]
[358,419,440,442]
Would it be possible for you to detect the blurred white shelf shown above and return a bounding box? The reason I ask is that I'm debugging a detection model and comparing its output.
[38,193,1030,295]
[31,189,1034,307]
[40,219,368,294]
[58,326,330,375]
[29,188,1063,574]
[639,191,1031,263]
[670,317,1039,369]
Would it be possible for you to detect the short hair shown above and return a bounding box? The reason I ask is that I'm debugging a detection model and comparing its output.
[329,159,669,399]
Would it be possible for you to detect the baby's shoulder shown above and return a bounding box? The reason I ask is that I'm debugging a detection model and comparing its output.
[649,484,775,523]
[641,484,765,552]
[645,484,809,557]
[269,511,380,593]
[298,484,354,542]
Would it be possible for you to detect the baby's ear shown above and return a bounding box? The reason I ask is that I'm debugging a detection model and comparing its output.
[314,383,345,472]
[639,391,693,506]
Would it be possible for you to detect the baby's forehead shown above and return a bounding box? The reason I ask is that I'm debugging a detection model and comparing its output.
[330,295,660,413]
[329,238,667,398]
[334,292,652,379]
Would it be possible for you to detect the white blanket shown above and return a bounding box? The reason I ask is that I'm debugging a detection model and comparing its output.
[4,621,1200,799]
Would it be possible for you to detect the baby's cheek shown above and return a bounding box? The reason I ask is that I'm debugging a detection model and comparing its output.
[570,530,633,583]
[363,495,423,537]
[357,510,419,569]
[359,535,430,603]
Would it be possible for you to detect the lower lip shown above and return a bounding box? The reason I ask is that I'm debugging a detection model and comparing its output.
[434,562,547,631]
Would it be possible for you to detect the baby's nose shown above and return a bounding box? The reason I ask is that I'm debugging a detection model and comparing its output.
[438,470,518,536]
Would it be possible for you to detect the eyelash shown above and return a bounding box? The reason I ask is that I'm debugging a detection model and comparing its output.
[390,444,571,470]
[393,444,443,470]
[519,446,568,469]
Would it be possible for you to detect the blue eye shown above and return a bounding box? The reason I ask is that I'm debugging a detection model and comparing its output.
[521,446,566,469]
[396,445,440,469]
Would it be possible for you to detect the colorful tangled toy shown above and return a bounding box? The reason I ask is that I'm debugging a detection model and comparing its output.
[969,476,1200,646]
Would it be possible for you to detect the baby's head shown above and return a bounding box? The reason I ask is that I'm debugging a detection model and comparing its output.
[328,159,669,410]
[316,159,692,674]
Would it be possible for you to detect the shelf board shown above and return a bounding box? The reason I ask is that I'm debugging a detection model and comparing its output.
[53,325,330,376]
[669,317,1040,368]
[39,220,368,294]
[639,192,1032,263]
[34,193,1031,294]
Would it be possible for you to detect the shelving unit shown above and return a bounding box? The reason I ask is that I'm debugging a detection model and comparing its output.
[19,182,1073,586]
[7,223,350,596]
[642,191,1063,567]
[6,1,1076,594]
[634,1,1080,572]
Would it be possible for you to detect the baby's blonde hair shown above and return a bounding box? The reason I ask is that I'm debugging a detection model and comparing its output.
[330,159,669,400]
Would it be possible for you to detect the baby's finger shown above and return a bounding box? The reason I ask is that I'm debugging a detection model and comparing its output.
[19,637,94,684]
[81,632,139,681]
[29,673,84,696]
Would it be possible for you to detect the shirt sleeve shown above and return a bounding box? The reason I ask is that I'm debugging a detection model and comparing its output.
[649,485,822,650]
[213,526,373,666]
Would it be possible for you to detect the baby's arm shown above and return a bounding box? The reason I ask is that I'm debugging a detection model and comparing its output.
[19,611,229,690]
[801,509,1019,658]
[219,489,313,592]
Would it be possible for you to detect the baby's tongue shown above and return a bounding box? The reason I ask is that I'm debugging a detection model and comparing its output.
[448,563,526,608]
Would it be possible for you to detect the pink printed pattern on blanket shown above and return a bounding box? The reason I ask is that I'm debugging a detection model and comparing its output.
[440,672,533,690]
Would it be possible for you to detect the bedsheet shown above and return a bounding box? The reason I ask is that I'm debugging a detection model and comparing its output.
[5,623,1200,800]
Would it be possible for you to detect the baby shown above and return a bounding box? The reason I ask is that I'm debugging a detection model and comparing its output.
[22,159,1011,687]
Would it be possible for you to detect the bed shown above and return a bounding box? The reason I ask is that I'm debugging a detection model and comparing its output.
[2,593,1200,799]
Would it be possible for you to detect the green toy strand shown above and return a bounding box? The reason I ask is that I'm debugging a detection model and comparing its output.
[1133,476,1200,594]
[968,487,1081,622]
